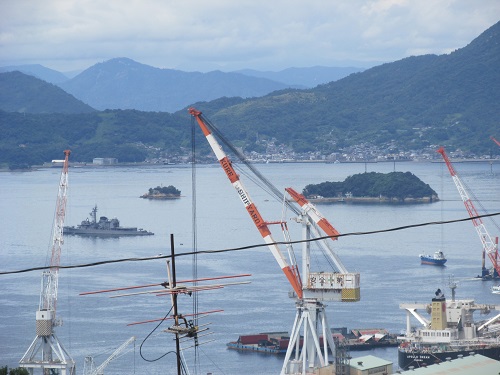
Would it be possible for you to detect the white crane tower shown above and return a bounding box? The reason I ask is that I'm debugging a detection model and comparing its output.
[189,108,360,375]
[20,150,76,375]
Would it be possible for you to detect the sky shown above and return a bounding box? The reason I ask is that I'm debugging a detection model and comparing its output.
[1,0,499,74]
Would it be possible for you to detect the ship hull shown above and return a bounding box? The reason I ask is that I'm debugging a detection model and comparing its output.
[420,257,446,266]
[64,206,154,236]
[398,346,500,370]
[64,227,153,236]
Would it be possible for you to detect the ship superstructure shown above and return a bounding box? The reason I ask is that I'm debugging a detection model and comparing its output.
[398,283,500,370]
[419,251,447,266]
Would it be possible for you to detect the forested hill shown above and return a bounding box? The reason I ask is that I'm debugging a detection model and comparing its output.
[196,20,500,156]
[303,172,438,202]
[0,71,95,114]
[0,110,188,168]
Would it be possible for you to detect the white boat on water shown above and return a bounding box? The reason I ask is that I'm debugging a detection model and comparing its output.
[491,285,500,294]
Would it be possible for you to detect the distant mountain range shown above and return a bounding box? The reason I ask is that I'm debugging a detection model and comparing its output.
[235,66,363,88]
[0,64,70,83]
[0,20,498,167]
[0,71,94,114]
[0,59,363,113]
[58,58,297,112]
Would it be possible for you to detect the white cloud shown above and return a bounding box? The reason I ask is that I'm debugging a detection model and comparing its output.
[0,0,498,72]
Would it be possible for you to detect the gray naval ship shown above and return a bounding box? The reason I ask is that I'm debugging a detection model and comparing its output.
[64,205,154,236]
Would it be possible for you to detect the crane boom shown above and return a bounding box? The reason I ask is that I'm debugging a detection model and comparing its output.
[492,136,500,148]
[437,147,499,276]
[189,108,303,298]
[91,336,135,375]
[286,187,348,274]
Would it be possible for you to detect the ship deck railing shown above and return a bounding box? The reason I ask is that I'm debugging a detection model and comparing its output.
[448,338,500,349]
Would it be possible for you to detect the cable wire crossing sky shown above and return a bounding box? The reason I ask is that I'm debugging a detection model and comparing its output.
[1,0,499,72]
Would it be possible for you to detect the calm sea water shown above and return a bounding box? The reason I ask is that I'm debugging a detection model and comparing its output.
[1,161,500,374]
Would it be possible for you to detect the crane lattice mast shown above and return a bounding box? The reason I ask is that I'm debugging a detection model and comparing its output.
[437,147,499,278]
[189,108,360,375]
[20,150,76,375]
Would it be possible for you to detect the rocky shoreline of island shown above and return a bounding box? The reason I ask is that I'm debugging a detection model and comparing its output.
[309,196,438,204]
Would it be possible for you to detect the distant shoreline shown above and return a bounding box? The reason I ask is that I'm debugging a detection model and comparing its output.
[1,158,499,172]
[309,196,438,204]
[140,194,181,200]
[41,158,500,166]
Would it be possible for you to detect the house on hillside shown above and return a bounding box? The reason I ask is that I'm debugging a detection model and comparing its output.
[92,157,117,165]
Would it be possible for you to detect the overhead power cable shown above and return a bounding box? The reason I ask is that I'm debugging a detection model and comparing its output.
[1,211,499,276]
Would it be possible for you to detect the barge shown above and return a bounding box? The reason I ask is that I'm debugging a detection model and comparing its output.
[227,328,398,355]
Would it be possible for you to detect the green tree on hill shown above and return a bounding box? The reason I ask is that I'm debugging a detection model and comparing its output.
[0,366,29,375]
[148,185,181,196]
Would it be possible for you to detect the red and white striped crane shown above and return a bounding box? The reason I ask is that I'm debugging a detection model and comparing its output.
[20,150,76,375]
[189,107,303,298]
[189,108,359,375]
[437,146,499,278]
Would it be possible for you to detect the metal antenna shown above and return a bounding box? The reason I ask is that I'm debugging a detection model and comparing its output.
[80,232,250,373]
[169,233,182,375]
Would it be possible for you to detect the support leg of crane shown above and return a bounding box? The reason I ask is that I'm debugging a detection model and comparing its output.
[281,300,335,375]
[281,308,304,375]
[20,333,75,375]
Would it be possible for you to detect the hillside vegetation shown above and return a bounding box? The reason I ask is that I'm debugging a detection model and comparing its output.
[0,110,190,167]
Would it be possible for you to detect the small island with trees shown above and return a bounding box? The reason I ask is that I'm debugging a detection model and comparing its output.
[303,172,438,203]
[140,185,181,199]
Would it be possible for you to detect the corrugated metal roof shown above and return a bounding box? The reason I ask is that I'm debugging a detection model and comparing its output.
[397,354,500,375]
[350,355,392,369]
